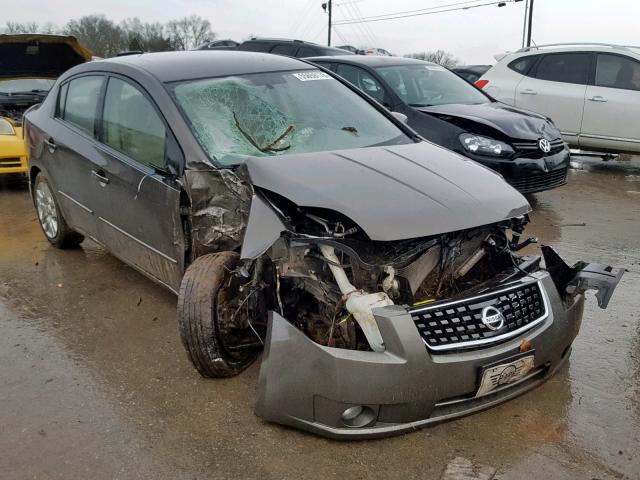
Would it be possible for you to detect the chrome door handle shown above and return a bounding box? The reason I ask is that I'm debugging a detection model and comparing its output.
[588,96,608,102]
[92,169,110,185]
[44,137,57,153]
[520,89,537,95]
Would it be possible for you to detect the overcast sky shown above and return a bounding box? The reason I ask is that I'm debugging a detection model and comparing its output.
[4,0,640,64]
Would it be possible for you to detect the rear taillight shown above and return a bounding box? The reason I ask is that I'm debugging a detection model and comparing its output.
[475,79,489,89]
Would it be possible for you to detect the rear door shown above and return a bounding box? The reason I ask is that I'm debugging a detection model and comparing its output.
[580,53,640,152]
[93,75,184,292]
[46,74,105,240]
[515,52,591,145]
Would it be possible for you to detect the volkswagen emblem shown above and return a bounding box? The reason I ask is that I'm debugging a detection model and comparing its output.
[538,138,551,153]
[481,306,505,331]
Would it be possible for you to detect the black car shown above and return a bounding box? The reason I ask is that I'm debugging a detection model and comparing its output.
[309,55,570,193]
[236,38,352,58]
[450,64,492,84]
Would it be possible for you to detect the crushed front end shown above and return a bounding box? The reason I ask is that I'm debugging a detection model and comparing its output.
[239,191,622,439]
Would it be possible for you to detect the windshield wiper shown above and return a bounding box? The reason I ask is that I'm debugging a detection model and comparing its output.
[232,112,294,153]
[409,103,434,107]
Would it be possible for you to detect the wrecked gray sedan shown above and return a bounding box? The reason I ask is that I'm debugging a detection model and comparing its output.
[24,51,623,439]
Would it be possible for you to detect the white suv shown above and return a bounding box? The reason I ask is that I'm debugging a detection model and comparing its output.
[478,43,640,154]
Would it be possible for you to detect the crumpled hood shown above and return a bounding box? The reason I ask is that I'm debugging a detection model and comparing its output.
[0,35,92,79]
[417,102,560,141]
[244,142,530,241]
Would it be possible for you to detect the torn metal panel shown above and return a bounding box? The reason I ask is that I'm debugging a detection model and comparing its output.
[183,168,252,257]
[240,193,286,260]
[542,245,624,308]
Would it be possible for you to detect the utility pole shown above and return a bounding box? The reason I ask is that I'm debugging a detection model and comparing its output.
[321,2,333,46]
[327,0,332,46]
[525,0,534,47]
[521,0,529,48]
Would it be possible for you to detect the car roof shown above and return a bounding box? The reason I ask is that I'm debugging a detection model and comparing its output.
[506,45,640,60]
[91,50,314,82]
[306,55,436,67]
[242,38,319,45]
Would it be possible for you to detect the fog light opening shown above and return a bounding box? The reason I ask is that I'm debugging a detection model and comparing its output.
[341,405,376,428]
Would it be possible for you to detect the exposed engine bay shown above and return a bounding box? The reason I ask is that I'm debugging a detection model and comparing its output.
[0,99,36,124]
[235,190,540,353]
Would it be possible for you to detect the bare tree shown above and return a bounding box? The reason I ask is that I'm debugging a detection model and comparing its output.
[404,50,459,68]
[166,15,215,50]
[121,18,172,52]
[64,15,126,58]
[5,21,40,33]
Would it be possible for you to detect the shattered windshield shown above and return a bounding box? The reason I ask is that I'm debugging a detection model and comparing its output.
[170,69,411,166]
[376,64,490,107]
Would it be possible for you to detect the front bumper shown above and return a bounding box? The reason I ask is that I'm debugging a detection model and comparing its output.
[0,126,28,174]
[469,146,570,194]
[255,271,584,439]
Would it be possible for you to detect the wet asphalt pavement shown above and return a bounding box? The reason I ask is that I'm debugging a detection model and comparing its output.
[1,158,639,480]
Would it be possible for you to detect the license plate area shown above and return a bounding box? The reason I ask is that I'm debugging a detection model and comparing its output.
[475,351,535,398]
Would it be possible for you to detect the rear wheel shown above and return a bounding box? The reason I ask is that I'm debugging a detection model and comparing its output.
[33,173,84,248]
[177,252,265,378]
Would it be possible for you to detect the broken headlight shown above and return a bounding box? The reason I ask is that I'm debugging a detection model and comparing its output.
[0,118,15,135]
[459,133,514,158]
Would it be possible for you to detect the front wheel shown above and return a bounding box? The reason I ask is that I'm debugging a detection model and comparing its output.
[177,252,265,378]
[33,173,84,248]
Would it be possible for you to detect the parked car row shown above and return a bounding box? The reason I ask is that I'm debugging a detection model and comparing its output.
[0,35,625,440]
[20,48,622,439]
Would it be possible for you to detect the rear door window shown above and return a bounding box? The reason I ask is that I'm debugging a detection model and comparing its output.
[60,75,104,136]
[101,77,167,170]
[271,44,297,56]
[595,54,640,91]
[534,53,590,84]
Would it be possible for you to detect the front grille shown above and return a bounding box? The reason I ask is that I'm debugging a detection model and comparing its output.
[0,157,22,168]
[506,167,568,193]
[512,138,565,156]
[410,281,548,352]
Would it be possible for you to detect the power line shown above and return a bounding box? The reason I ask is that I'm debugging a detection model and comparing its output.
[337,0,486,23]
[348,0,380,45]
[341,0,376,46]
[333,0,521,26]
[290,0,317,36]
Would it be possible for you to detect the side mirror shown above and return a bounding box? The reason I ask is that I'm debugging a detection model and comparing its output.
[390,111,408,125]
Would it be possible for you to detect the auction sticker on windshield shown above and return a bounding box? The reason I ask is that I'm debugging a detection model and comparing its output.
[292,71,332,81]
[475,353,535,397]
[425,65,446,71]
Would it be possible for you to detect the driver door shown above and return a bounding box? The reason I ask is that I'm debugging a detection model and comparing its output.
[93,75,185,292]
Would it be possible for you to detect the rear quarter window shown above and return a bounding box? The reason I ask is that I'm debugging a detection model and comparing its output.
[507,55,538,75]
